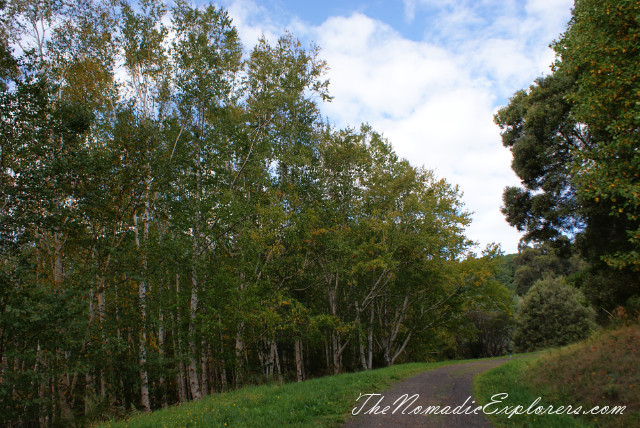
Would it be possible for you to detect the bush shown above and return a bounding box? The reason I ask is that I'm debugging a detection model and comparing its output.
[457,310,515,358]
[514,276,596,351]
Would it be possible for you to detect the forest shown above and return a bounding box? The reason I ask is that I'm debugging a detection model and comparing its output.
[2,0,639,425]
[0,0,513,425]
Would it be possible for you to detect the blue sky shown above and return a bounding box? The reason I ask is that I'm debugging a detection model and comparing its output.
[213,0,574,254]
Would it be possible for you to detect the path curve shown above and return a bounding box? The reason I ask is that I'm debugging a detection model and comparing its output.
[343,358,511,428]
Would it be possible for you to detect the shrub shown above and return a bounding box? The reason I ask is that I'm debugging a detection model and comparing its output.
[514,276,596,351]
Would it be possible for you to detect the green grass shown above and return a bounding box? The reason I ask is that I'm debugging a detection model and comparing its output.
[474,355,594,428]
[98,359,484,428]
[474,324,639,428]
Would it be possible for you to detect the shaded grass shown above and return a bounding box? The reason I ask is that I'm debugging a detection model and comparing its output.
[474,324,639,428]
[526,324,639,427]
[474,356,594,428]
[98,359,489,428]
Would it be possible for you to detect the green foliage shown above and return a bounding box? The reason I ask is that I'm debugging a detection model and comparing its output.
[496,0,640,311]
[453,250,517,359]
[495,73,581,246]
[554,0,640,272]
[514,277,596,352]
[494,253,516,291]
[457,310,515,358]
[512,245,586,296]
[0,1,514,424]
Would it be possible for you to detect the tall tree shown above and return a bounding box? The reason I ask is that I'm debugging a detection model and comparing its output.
[120,0,171,411]
[1,1,515,423]
[553,0,640,272]
[495,73,583,247]
[496,0,640,312]
[171,0,243,400]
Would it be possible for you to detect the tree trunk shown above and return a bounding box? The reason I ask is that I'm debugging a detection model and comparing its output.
[355,301,367,370]
[294,338,304,382]
[174,274,188,404]
[200,342,208,396]
[218,314,227,389]
[188,266,201,400]
[269,339,281,380]
[390,332,412,366]
[53,232,64,289]
[57,353,73,423]
[234,321,245,384]
[34,342,48,424]
[383,295,410,367]
[188,150,203,401]
[159,311,168,408]
[138,339,150,411]
[53,233,74,421]
[331,332,341,374]
[177,359,187,404]
[97,273,107,398]
[133,212,151,412]
[327,271,343,374]
[324,336,331,373]
[367,305,374,370]
[86,287,95,416]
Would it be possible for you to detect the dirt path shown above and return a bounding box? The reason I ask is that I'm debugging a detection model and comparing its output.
[342,358,511,428]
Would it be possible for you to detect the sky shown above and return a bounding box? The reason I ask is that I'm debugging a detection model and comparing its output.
[212,0,575,254]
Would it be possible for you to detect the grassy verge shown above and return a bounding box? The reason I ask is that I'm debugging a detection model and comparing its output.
[474,324,639,428]
[474,355,594,428]
[98,359,484,428]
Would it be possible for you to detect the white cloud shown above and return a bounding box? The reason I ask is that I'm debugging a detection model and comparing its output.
[306,14,463,125]
[223,0,574,253]
[298,13,526,252]
[224,0,282,45]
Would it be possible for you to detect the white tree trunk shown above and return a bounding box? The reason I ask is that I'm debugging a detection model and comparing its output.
[235,321,245,384]
[188,265,201,400]
[173,274,187,403]
[200,342,209,396]
[294,338,304,382]
[133,211,151,412]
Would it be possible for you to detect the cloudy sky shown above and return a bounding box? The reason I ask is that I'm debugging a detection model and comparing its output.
[212,0,574,254]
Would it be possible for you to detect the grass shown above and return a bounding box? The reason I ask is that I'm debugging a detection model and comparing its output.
[474,355,594,428]
[99,323,639,428]
[98,358,486,428]
[474,323,640,428]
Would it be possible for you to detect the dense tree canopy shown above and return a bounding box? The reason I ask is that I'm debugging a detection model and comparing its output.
[554,0,640,272]
[514,276,596,352]
[495,73,582,246]
[510,244,585,296]
[496,0,640,312]
[0,1,512,424]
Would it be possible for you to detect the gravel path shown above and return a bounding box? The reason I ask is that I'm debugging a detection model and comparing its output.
[342,358,511,428]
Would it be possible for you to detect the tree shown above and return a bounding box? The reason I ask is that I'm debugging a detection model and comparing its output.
[495,73,583,247]
[496,0,640,311]
[553,0,640,272]
[0,64,97,426]
[514,276,596,351]
[1,1,519,423]
[511,245,586,296]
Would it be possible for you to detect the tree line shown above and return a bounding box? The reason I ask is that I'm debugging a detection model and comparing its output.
[0,0,510,425]
[495,0,640,316]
